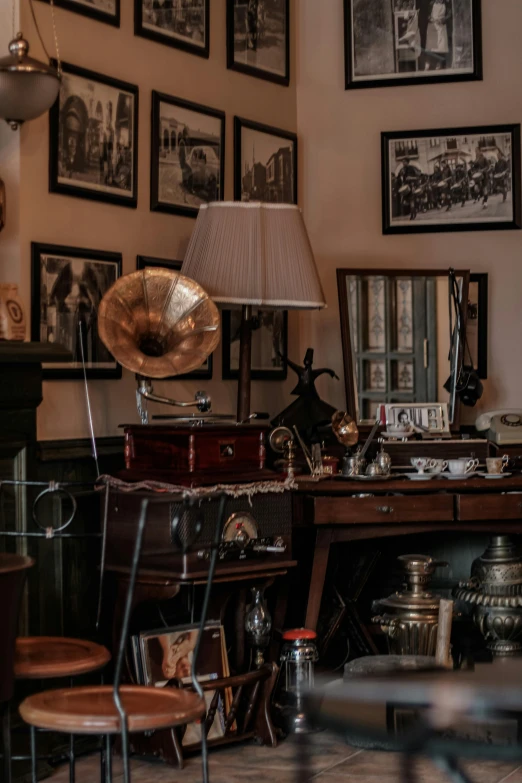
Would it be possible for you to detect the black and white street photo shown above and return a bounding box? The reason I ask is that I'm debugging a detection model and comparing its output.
[382,126,521,233]
[227,0,289,85]
[31,243,122,380]
[151,92,225,218]
[49,63,138,208]
[135,0,209,56]
[345,0,482,88]
[222,309,287,380]
[234,117,297,204]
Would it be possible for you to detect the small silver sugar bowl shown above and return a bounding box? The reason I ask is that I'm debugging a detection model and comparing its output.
[375,440,392,476]
[366,460,385,478]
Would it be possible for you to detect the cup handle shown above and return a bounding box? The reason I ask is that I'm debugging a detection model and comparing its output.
[428,459,438,469]
[465,459,476,474]
[441,460,448,471]
[502,455,510,470]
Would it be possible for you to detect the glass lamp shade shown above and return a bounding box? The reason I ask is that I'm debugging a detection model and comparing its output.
[0,35,61,129]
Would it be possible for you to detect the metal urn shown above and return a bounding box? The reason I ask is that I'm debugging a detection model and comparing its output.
[453,535,522,656]
[372,555,448,656]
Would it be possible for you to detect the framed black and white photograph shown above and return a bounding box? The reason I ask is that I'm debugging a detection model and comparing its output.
[151,91,225,218]
[136,255,213,379]
[382,125,521,234]
[49,63,138,208]
[135,0,209,57]
[344,0,482,89]
[468,272,488,379]
[31,243,122,380]
[227,0,289,86]
[234,116,297,203]
[222,309,287,380]
[37,0,120,25]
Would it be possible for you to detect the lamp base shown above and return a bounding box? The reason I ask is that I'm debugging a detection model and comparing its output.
[237,304,253,423]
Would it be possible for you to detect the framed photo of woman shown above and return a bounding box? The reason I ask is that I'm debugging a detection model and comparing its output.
[345,0,482,89]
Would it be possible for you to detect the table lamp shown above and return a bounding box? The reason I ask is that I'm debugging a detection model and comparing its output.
[182,202,326,422]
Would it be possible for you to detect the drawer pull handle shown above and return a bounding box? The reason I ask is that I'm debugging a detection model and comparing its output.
[377,505,394,514]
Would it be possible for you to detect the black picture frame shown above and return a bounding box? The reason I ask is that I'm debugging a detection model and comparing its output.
[234,116,297,203]
[36,0,120,26]
[382,124,522,235]
[344,0,483,90]
[134,0,209,58]
[468,272,488,379]
[226,0,290,86]
[150,91,225,218]
[136,255,213,380]
[31,242,122,380]
[49,62,139,209]
[222,309,288,381]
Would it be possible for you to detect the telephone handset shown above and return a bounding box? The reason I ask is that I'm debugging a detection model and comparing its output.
[475,410,522,445]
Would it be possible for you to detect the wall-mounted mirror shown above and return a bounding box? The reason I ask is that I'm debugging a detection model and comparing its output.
[337,268,470,429]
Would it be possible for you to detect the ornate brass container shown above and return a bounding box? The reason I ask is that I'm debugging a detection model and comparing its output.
[453,535,522,656]
[372,555,448,656]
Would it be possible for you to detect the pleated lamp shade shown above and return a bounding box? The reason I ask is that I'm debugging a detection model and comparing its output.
[181,202,326,310]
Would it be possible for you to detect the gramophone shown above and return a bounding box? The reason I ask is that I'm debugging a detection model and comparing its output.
[98,268,272,484]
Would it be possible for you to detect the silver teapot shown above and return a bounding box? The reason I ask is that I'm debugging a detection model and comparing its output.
[375,440,392,476]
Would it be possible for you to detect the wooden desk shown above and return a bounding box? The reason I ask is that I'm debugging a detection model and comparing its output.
[294,475,522,631]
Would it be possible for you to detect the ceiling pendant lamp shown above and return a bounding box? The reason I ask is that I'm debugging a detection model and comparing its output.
[0,0,61,130]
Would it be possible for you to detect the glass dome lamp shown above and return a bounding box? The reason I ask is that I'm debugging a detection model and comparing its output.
[0,33,61,130]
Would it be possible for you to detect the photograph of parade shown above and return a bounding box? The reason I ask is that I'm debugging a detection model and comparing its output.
[236,119,296,204]
[65,0,116,14]
[384,128,520,232]
[229,0,289,83]
[50,67,137,206]
[138,0,207,53]
[151,93,224,216]
[346,0,481,87]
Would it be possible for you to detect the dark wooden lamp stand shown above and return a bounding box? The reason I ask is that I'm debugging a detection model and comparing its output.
[237,304,253,423]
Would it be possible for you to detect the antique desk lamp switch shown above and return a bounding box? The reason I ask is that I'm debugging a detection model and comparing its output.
[182,202,326,423]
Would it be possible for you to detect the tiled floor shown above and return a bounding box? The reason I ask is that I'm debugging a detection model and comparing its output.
[47,733,522,783]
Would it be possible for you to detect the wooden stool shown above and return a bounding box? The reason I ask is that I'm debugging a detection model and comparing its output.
[15,637,111,680]
[19,684,205,781]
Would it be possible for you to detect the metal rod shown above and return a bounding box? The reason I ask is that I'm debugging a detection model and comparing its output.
[30,726,37,783]
[96,482,110,632]
[79,321,100,478]
[105,736,112,783]
[2,703,11,783]
[191,493,228,783]
[359,417,381,460]
[0,532,100,539]
[292,426,314,474]
[237,304,253,423]
[68,732,75,783]
[112,498,149,783]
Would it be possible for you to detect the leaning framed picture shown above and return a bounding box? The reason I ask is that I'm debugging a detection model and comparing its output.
[227,0,290,86]
[344,0,482,89]
[234,116,297,203]
[222,309,287,381]
[136,255,213,380]
[151,91,225,218]
[49,62,138,208]
[31,242,122,380]
[135,0,209,58]
[36,0,120,26]
[382,124,522,234]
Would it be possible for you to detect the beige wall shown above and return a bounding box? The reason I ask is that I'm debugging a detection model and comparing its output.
[11,0,297,439]
[296,0,522,424]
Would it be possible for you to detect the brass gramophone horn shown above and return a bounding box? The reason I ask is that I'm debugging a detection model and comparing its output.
[98,268,221,422]
[99,268,220,377]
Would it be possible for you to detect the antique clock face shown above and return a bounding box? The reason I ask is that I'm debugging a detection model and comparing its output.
[222,513,259,549]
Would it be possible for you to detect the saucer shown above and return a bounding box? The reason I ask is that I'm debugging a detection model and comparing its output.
[440,472,479,480]
[382,430,415,439]
[404,472,437,481]
[478,472,512,479]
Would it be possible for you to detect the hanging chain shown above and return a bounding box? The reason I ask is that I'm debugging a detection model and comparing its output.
[28,0,62,75]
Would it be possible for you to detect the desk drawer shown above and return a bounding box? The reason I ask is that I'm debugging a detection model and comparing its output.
[459,494,522,521]
[313,495,454,525]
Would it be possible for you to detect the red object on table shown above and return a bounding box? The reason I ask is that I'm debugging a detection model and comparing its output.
[282,629,317,641]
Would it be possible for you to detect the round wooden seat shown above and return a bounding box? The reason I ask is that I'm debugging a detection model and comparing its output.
[15,637,111,679]
[19,685,205,735]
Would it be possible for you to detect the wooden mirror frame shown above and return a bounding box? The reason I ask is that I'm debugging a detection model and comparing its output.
[336,268,470,433]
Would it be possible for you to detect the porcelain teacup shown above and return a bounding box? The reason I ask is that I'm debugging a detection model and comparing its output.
[426,459,448,474]
[486,455,509,475]
[410,457,436,474]
[447,458,479,475]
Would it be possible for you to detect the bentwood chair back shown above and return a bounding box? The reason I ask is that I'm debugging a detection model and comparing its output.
[0,553,34,704]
